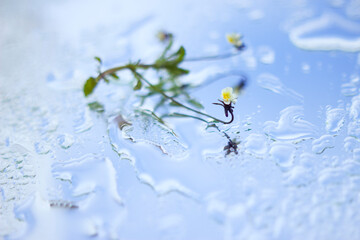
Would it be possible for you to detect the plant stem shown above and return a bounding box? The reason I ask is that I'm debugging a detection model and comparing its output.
[95,49,242,82]
[95,65,234,124]
[131,70,234,124]
[95,63,152,82]
[184,51,241,62]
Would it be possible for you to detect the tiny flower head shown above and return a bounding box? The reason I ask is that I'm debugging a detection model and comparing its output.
[221,87,237,104]
[213,87,237,123]
[226,33,244,49]
[156,31,172,42]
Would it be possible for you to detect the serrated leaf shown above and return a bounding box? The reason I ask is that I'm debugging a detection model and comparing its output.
[133,79,142,90]
[94,56,102,64]
[83,77,97,97]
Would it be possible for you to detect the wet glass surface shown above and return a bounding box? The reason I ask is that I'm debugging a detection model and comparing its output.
[1,0,360,239]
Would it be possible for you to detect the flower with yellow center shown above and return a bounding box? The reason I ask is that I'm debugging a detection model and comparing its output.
[156,31,173,42]
[221,87,237,104]
[226,33,243,48]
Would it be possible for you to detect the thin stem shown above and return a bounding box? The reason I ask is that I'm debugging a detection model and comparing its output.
[163,113,234,146]
[184,51,241,62]
[163,113,210,123]
[160,37,174,59]
[210,123,232,141]
[95,63,153,82]
[131,70,234,124]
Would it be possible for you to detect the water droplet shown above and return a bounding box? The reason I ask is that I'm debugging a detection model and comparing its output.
[121,111,188,160]
[57,134,74,149]
[264,106,315,140]
[318,168,345,185]
[325,107,345,133]
[138,173,197,198]
[302,63,310,73]
[344,137,360,153]
[257,73,303,102]
[244,133,268,157]
[257,46,275,64]
[353,148,360,162]
[341,83,358,96]
[72,182,96,197]
[248,9,264,20]
[350,95,360,120]
[346,0,360,19]
[74,108,93,133]
[312,134,335,154]
[269,142,295,168]
[350,74,360,85]
[284,166,312,186]
[289,12,360,52]
[348,120,360,138]
[34,142,50,155]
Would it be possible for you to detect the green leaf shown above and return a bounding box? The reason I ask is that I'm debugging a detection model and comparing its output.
[133,79,142,90]
[169,101,182,107]
[150,112,165,125]
[88,101,104,113]
[149,81,165,93]
[166,66,189,77]
[110,73,119,79]
[94,56,102,64]
[169,113,208,123]
[167,46,185,64]
[83,77,97,97]
[175,46,185,62]
[103,77,110,83]
[187,98,204,109]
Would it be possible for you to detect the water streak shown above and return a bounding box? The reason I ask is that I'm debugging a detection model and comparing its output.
[257,73,304,102]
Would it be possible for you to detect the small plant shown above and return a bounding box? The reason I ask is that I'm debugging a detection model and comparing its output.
[83,31,246,155]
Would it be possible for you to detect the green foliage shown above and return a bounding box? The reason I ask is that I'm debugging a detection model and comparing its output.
[133,79,142,90]
[168,46,186,64]
[154,46,189,78]
[84,77,97,97]
[133,72,143,90]
[83,31,246,156]
[169,101,182,107]
[83,31,244,127]
[110,73,119,79]
[94,56,102,64]
[88,101,105,113]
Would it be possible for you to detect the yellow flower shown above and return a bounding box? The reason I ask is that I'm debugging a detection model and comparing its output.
[221,87,237,104]
[226,33,243,48]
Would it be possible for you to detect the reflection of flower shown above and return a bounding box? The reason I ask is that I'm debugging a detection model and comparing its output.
[224,138,240,155]
[221,87,237,104]
[226,33,244,49]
